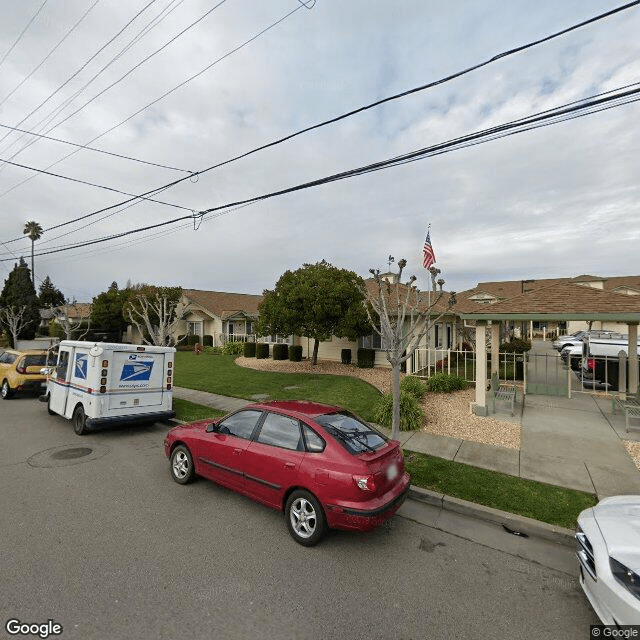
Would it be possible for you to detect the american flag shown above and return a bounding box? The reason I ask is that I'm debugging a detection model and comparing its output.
[422,230,436,269]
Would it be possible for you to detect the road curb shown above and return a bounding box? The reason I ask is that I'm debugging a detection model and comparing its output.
[407,485,575,547]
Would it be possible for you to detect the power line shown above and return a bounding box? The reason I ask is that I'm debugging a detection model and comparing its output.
[0,0,50,69]
[4,83,637,262]
[0,0,310,204]
[0,122,193,173]
[2,0,635,244]
[0,156,195,211]
[0,0,101,109]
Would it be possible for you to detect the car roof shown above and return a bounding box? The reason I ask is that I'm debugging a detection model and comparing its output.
[5,349,48,355]
[248,400,343,419]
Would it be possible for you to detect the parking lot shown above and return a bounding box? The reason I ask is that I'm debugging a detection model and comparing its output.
[1,397,598,639]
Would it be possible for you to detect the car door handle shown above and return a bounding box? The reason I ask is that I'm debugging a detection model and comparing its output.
[284,462,295,469]
[233,448,243,455]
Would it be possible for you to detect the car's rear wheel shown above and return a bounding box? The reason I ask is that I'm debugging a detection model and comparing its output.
[1,380,12,399]
[170,445,195,484]
[285,490,326,546]
[72,405,87,435]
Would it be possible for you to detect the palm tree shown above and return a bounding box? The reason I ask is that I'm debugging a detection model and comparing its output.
[23,221,43,287]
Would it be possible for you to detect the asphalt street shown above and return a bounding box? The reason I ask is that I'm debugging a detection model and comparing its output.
[0,397,599,640]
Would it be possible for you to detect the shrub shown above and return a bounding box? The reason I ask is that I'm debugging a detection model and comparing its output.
[374,390,425,431]
[424,373,468,393]
[435,358,448,372]
[273,344,289,360]
[341,348,352,365]
[400,375,427,400]
[187,335,200,346]
[500,338,532,354]
[256,343,270,359]
[204,346,221,355]
[203,334,213,347]
[222,341,245,355]
[357,348,375,368]
[243,342,256,358]
[289,345,303,362]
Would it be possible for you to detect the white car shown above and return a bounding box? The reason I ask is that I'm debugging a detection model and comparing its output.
[576,496,640,625]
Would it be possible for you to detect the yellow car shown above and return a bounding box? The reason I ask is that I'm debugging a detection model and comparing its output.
[0,349,51,399]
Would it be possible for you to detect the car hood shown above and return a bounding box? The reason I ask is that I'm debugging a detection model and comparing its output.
[592,496,640,571]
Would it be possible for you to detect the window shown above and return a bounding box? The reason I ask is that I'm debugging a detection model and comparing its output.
[57,350,70,381]
[22,354,48,367]
[218,410,262,440]
[261,335,292,345]
[302,424,325,453]
[315,413,387,454]
[257,413,302,451]
[358,332,381,350]
[187,321,202,338]
[0,352,17,364]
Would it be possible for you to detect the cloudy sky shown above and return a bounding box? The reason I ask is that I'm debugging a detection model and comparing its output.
[0,0,638,303]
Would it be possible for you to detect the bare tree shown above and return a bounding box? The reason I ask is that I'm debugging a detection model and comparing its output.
[125,289,185,346]
[1,305,34,348]
[363,258,456,440]
[53,301,91,340]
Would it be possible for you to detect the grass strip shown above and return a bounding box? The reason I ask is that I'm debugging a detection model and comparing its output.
[404,450,597,529]
[173,352,381,421]
[173,398,226,422]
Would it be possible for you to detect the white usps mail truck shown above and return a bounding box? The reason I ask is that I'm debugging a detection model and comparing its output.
[42,341,175,435]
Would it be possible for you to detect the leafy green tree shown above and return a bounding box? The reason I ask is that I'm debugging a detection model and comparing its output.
[0,258,40,343]
[23,221,43,287]
[91,282,130,340]
[38,276,66,307]
[257,261,371,365]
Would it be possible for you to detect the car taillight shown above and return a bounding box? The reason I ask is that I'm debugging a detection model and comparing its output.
[16,366,26,374]
[353,475,376,491]
[588,358,595,370]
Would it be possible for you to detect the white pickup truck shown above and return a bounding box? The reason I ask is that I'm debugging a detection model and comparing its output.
[41,341,175,435]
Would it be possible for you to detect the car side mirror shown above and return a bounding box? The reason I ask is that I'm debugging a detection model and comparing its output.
[206,421,220,433]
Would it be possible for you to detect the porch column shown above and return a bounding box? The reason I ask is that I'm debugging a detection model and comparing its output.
[490,322,500,376]
[529,320,533,340]
[472,321,488,416]
[629,323,638,395]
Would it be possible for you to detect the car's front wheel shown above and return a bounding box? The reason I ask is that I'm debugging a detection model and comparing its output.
[285,490,326,546]
[72,405,87,435]
[170,445,195,484]
[1,380,12,399]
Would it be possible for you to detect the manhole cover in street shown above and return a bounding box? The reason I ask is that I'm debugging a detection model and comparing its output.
[28,443,110,468]
[51,447,93,460]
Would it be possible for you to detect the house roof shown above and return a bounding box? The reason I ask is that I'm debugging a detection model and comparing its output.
[41,303,92,319]
[458,282,640,321]
[183,289,263,318]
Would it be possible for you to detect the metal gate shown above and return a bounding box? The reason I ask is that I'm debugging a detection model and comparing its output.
[524,349,569,397]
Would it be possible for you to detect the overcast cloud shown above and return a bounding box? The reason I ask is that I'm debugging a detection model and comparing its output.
[0,0,638,302]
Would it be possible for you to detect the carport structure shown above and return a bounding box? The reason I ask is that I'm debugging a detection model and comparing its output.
[457,282,640,416]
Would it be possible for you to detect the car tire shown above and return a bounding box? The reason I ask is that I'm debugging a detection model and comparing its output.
[170,445,195,484]
[1,380,12,399]
[285,490,326,547]
[73,405,87,436]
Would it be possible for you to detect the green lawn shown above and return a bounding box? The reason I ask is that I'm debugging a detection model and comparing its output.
[173,352,382,422]
[173,398,225,422]
[404,451,596,529]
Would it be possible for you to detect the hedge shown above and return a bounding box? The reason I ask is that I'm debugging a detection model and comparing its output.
[243,342,256,357]
[289,345,303,362]
[357,348,375,368]
[256,343,270,359]
[273,344,289,360]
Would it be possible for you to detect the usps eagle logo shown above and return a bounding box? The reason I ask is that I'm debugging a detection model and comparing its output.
[74,354,88,380]
[120,361,154,381]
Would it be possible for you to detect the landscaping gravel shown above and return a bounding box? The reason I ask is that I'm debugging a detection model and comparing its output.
[235,356,521,450]
[624,441,640,470]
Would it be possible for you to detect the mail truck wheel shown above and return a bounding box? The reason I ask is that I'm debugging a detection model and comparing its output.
[47,395,55,415]
[1,380,12,399]
[73,405,87,435]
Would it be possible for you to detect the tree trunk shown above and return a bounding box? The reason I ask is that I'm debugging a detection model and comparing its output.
[391,362,401,440]
[312,338,320,365]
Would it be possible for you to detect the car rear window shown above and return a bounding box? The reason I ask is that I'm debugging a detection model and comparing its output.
[0,352,17,364]
[22,354,48,367]
[314,413,386,454]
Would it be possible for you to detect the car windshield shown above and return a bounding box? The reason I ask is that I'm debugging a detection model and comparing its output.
[314,413,386,454]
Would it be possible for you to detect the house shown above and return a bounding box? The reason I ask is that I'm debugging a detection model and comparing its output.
[40,303,92,333]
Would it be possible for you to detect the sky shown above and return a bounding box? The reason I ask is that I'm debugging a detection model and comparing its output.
[0,0,638,303]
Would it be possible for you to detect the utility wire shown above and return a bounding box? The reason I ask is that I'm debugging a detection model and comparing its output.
[0,0,309,203]
[0,156,194,211]
[4,83,637,262]
[0,0,101,109]
[0,0,49,70]
[2,0,634,243]
[0,122,193,173]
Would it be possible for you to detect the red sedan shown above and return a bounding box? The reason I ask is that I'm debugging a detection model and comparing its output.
[164,400,410,546]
